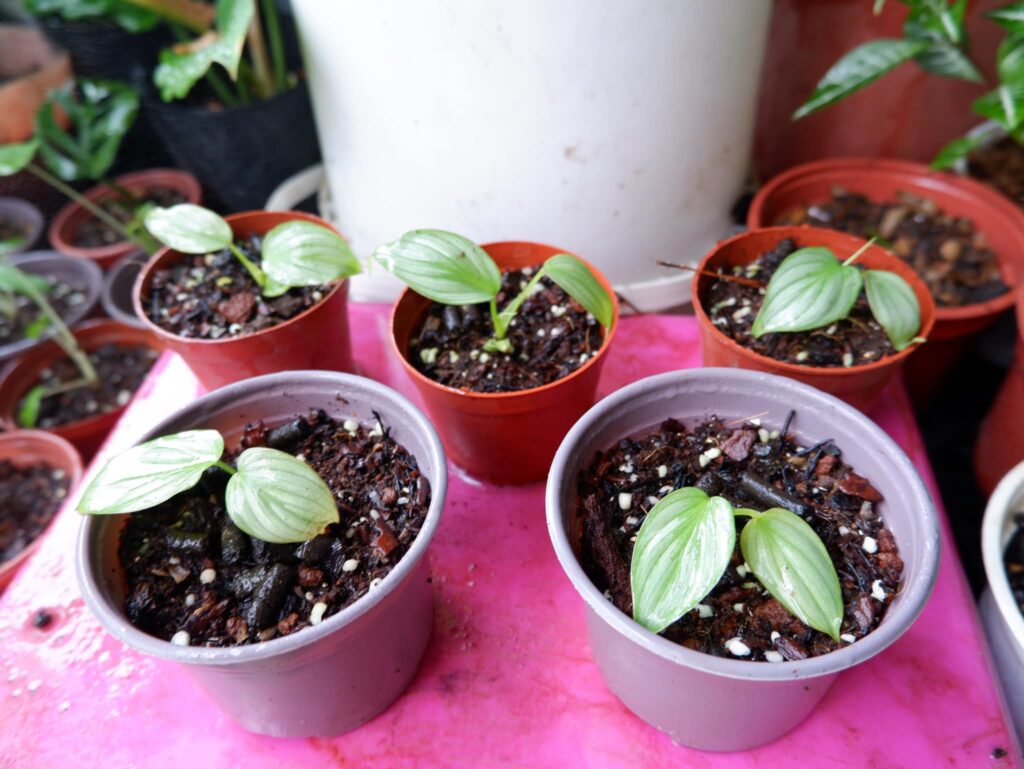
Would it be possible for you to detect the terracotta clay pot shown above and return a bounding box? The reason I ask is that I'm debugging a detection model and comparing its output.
[0,319,159,460]
[132,210,354,391]
[0,25,72,144]
[390,241,619,485]
[691,226,935,412]
[0,429,82,593]
[48,168,202,270]
[77,371,447,737]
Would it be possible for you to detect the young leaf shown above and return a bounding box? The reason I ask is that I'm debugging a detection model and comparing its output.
[17,385,45,429]
[261,220,361,289]
[990,3,1024,34]
[77,430,225,515]
[931,134,981,169]
[630,488,735,634]
[739,507,844,641]
[904,7,981,82]
[542,253,614,328]
[974,83,1024,133]
[154,0,255,102]
[0,264,51,296]
[371,229,502,305]
[225,448,339,544]
[0,235,27,255]
[750,247,864,337]
[23,315,51,340]
[793,39,928,119]
[863,269,922,351]
[145,204,234,254]
[0,139,40,177]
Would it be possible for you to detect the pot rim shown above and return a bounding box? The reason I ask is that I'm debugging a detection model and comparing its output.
[0,197,44,254]
[545,367,941,682]
[690,225,937,378]
[388,241,620,402]
[131,210,350,348]
[747,156,1024,323]
[982,459,1024,651]
[75,370,448,666]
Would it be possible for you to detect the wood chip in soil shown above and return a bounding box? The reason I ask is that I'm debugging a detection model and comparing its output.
[118,410,431,647]
[409,267,604,393]
[577,413,904,662]
[0,460,70,563]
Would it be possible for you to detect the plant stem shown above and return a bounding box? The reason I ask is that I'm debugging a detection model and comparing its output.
[25,282,98,385]
[493,268,546,340]
[228,242,267,288]
[732,508,761,519]
[245,9,276,99]
[204,67,240,108]
[488,297,503,338]
[842,236,878,266]
[100,176,141,206]
[37,376,94,399]
[260,0,288,92]
[657,260,764,288]
[118,0,214,33]
[214,460,237,475]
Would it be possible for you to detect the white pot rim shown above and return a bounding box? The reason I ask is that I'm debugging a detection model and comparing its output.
[982,459,1024,651]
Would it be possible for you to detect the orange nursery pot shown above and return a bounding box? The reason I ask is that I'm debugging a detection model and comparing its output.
[48,168,202,270]
[132,210,354,392]
[0,429,82,592]
[0,319,157,460]
[691,226,936,413]
[390,241,619,485]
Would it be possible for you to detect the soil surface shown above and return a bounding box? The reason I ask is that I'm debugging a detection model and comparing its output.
[0,460,71,563]
[578,414,904,661]
[704,238,897,368]
[25,343,157,428]
[73,186,187,248]
[968,137,1024,211]
[145,236,330,340]
[0,278,88,349]
[0,214,28,252]
[777,187,1008,307]
[118,410,431,647]
[408,268,605,393]
[1004,515,1024,622]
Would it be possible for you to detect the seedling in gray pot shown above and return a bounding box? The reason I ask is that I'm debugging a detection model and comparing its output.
[371,229,613,353]
[144,204,361,298]
[631,486,844,641]
[77,429,339,544]
[751,239,925,352]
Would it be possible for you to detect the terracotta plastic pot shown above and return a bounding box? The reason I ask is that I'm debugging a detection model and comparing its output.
[100,251,147,328]
[980,460,1024,739]
[390,241,619,485]
[0,319,159,460]
[133,210,354,391]
[691,226,935,412]
[546,367,940,751]
[0,429,82,593]
[48,168,202,270]
[0,197,44,256]
[0,24,72,144]
[77,370,447,737]
[1,250,103,364]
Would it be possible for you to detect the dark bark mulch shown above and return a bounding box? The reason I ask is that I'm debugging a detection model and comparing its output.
[968,137,1024,211]
[73,186,187,248]
[0,279,88,348]
[0,460,71,563]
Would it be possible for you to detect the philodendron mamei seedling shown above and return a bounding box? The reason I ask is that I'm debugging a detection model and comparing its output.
[631,486,844,641]
[750,238,925,352]
[144,204,361,298]
[371,230,614,353]
[77,429,339,544]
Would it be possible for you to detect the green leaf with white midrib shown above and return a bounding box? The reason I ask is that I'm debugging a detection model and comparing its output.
[145,204,234,254]
[77,430,225,515]
[751,247,864,337]
[261,220,361,289]
[863,269,922,351]
[740,508,844,641]
[225,447,339,544]
[371,229,502,305]
[542,252,614,328]
[630,487,735,634]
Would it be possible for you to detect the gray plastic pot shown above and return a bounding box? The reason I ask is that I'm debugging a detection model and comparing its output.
[77,371,447,737]
[1,251,102,363]
[0,197,43,256]
[980,459,1024,739]
[100,251,147,328]
[546,368,940,751]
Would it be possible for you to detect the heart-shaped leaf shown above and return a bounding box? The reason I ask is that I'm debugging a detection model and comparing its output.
[225,448,339,544]
[740,507,844,641]
[371,229,502,305]
[145,204,233,254]
[542,253,614,328]
[0,139,39,177]
[751,246,864,337]
[863,269,922,350]
[261,220,361,289]
[793,39,928,119]
[630,487,735,634]
[78,430,225,515]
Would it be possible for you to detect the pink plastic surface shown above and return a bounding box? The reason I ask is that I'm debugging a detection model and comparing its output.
[1,307,1019,767]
